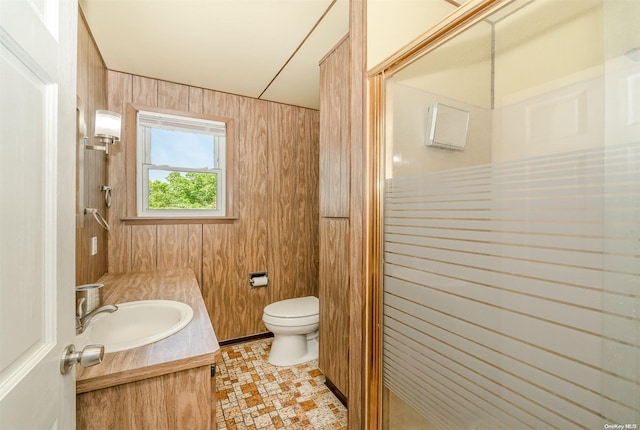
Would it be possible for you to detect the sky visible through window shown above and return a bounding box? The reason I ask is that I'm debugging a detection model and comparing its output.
[149,128,215,181]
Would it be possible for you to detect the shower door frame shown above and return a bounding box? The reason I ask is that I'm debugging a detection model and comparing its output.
[365,0,516,427]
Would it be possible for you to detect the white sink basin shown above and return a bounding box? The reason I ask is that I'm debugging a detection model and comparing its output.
[77,300,194,353]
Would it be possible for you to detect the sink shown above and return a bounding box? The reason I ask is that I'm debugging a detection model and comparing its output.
[77,300,194,353]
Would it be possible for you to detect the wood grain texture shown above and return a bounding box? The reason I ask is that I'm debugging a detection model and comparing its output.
[318,34,351,403]
[105,74,319,341]
[203,89,240,119]
[76,12,108,284]
[76,269,219,393]
[188,224,203,287]
[131,225,157,272]
[349,2,366,427]
[189,87,203,114]
[106,70,133,273]
[157,224,189,269]
[235,97,269,334]
[158,81,189,111]
[125,103,138,219]
[132,75,157,106]
[293,109,319,300]
[267,103,293,305]
[267,104,320,306]
[319,218,350,396]
[202,89,238,217]
[319,37,350,218]
[308,109,320,298]
[211,367,217,430]
[202,223,241,340]
[77,365,212,430]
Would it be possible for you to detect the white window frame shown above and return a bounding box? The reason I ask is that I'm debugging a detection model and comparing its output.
[136,110,227,217]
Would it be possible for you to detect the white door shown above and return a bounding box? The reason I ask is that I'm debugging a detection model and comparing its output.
[0,0,77,428]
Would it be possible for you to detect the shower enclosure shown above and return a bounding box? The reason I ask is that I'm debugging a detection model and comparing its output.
[371,0,640,428]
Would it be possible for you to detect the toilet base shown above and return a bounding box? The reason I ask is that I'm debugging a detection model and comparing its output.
[268,331,318,367]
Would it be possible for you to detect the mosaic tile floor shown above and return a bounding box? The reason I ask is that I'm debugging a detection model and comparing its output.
[215,338,347,430]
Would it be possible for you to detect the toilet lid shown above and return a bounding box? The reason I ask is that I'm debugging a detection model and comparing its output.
[264,296,318,318]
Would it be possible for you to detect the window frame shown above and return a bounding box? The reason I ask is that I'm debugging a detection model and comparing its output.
[125,104,235,222]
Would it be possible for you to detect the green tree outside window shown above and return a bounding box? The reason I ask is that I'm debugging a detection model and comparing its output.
[148,171,217,209]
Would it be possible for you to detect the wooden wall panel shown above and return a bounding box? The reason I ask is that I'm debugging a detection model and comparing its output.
[189,87,203,114]
[268,104,294,304]
[131,225,157,272]
[158,81,189,111]
[188,224,203,287]
[203,89,240,119]
[157,225,189,269]
[267,104,319,305]
[293,109,309,300]
[202,224,241,340]
[133,75,157,106]
[106,73,319,341]
[76,11,109,285]
[319,37,350,218]
[266,104,286,305]
[319,218,350,395]
[348,2,366,426]
[106,70,133,274]
[308,109,320,298]
[234,97,269,334]
[318,34,351,400]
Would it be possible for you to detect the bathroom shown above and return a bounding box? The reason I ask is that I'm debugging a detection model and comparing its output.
[1,0,639,429]
[74,0,342,428]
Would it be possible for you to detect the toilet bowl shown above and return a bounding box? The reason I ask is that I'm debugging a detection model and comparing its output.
[262,296,319,366]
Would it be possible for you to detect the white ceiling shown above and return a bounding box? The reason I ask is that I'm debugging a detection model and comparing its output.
[79,0,350,110]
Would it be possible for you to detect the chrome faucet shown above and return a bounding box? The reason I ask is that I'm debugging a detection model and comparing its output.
[76,304,118,334]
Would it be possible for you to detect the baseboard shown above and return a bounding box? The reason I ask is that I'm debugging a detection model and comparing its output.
[218,331,274,347]
[324,376,348,408]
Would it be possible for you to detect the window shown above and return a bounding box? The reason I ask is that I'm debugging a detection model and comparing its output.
[135,110,227,217]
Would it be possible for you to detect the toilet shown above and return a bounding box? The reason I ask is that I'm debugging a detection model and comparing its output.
[262,296,319,366]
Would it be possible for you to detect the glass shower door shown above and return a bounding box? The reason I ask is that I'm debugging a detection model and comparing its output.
[380,0,640,428]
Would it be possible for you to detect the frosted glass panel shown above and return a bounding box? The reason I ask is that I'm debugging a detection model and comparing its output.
[384,143,639,428]
[382,0,640,428]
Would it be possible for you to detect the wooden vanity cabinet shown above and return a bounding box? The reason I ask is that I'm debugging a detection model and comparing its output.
[77,364,216,429]
[75,269,220,430]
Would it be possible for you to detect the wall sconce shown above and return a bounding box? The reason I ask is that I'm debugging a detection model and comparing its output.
[85,110,121,154]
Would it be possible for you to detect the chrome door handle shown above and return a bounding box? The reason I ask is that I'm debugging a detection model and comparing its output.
[60,344,104,374]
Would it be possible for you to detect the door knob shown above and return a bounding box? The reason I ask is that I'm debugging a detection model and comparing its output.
[60,344,104,374]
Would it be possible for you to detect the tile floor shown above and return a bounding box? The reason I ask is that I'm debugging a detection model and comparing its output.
[215,338,347,430]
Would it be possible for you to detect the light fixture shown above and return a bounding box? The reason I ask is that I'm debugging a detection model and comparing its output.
[86,110,121,154]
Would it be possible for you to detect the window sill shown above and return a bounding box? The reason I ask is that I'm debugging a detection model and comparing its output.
[121,216,238,225]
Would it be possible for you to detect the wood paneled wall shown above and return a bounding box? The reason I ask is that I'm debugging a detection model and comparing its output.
[106,72,319,341]
[319,218,350,393]
[349,2,367,428]
[76,10,108,285]
[319,37,351,398]
[320,36,351,218]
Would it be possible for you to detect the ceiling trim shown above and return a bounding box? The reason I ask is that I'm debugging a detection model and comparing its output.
[258,0,338,100]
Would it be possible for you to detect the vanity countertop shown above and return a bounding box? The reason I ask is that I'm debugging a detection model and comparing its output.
[75,268,220,394]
